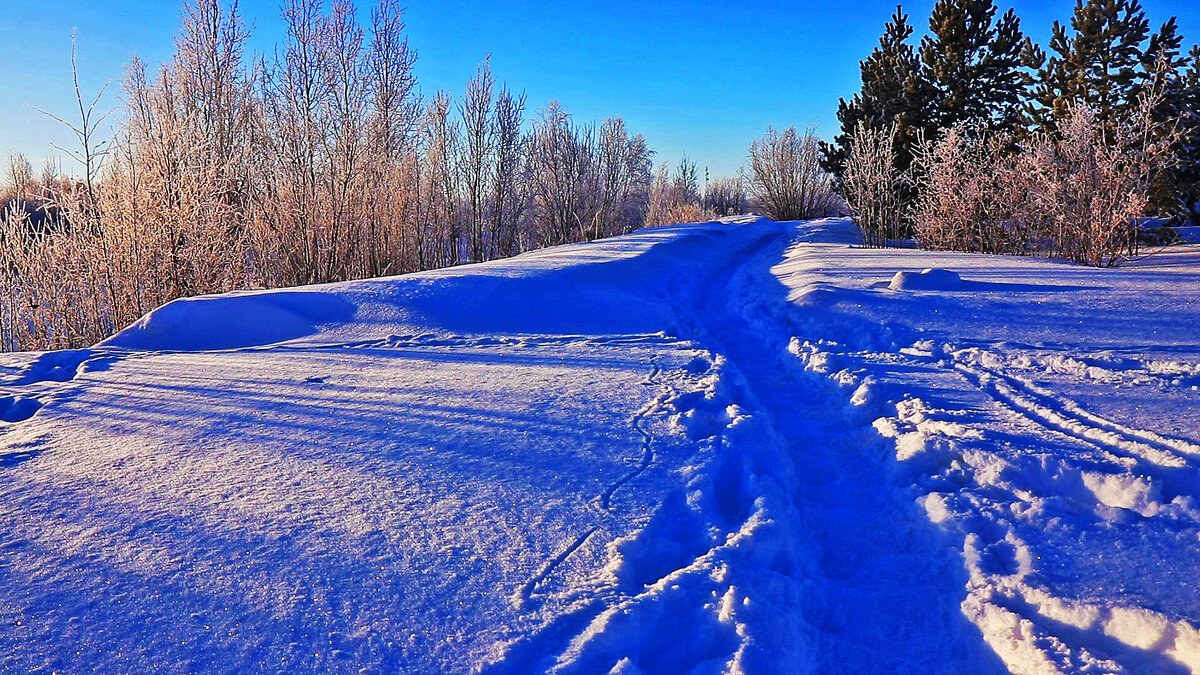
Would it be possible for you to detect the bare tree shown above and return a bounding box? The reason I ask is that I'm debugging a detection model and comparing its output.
[705,176,746,216]
[529,102,592,246]
[29,30,113,209]
[745,126,838,221]
[584,117,646,240]
[4,153,33,198]
[459,58,495,262]
[645,158,710,226]
[491,85,527,258]
[422,92,461,266]
[366,0,419,161]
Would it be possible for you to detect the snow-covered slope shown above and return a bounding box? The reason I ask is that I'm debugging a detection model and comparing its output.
[1,218,1198,673]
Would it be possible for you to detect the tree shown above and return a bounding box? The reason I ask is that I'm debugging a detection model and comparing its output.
[529,103,591,246]
[4,153,33,198]
[673,154,699,204]
[366,0,419,161]
[843,123,906,247]
[584,117,651,240]
[30,31,113,209]
[705,176,746,216]
[1175,46,1200,221]
[1022,0,1151,130]
[422,92,461,266]
[490,85,527,258]
[1139,19,1200,220]
[459,58,495,262]
[822,6,924,180]
[918,0,1026,132]
[747,127,838,221]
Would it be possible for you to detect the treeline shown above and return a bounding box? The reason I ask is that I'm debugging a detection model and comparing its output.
[824,0,1200,265]
[1,0,776,352]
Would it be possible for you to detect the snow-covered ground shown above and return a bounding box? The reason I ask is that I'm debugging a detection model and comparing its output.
[1,218,1198,673]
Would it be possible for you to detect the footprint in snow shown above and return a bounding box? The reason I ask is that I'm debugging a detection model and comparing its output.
[0,396,44,424]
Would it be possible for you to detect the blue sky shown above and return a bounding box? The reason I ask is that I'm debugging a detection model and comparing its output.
[2,0,1199,179]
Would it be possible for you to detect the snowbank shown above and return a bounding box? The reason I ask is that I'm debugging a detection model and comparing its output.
[100,220,783,352]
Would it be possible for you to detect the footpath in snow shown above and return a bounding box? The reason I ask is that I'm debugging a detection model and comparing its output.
[1,217,1198,673]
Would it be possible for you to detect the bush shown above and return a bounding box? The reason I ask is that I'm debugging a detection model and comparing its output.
[745,127,840,221]
[842,123,908,247]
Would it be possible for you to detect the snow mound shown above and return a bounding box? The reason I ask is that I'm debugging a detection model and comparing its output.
[888,268,963,291]
[99,290,358,351]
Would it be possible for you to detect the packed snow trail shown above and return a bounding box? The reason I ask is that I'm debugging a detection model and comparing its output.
[686,225,1007,672]
[2,218,1200,673]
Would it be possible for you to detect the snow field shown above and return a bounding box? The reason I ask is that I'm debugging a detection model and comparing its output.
[3,216,1199,673]
[0,218,831,673]
[776,226,1200,674]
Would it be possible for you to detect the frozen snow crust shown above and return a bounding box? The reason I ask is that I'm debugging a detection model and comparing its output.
[3,217,1199,673]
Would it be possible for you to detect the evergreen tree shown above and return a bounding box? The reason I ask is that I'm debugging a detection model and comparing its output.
[821,6,924,180]
[1169,45,1200,221]
[918,0,1026,132]
[1022,0,1151,130]
[1138,17,1192,217]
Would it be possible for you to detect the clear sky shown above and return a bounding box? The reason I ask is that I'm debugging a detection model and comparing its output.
[2,0,1199,179]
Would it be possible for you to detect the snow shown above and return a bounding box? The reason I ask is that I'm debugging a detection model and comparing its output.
[887,267,963,291]
[2,217,1199,673]
[1176,226,1200,244]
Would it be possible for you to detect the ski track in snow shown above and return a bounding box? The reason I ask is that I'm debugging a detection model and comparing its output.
[781,229,1200,674]
[2,218,1199,673]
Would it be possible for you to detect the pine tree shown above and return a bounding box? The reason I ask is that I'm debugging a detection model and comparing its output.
[1137,17,1192,217]
[821,6,924,180]
[1169,45,1200,221]
[1022,0,1151,130]
[918,0,1026,132]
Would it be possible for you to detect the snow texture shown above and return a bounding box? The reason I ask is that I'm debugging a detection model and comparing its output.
[2,216,1198,674]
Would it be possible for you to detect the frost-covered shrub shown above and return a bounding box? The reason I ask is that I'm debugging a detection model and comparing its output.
[909,98,1179,267]
[746,127,840,221]
[912,126,1019,254]
[1020,102,1174,267]
[842,123,908,247]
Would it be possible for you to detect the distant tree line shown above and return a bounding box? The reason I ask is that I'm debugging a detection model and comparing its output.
[825,0,1200,265]
[0,0,796,352]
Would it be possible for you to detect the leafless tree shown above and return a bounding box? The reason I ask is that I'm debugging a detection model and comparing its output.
[4,154,33,198]
[29,30,114,209]
[745,126,838,221]
[491,85,527,258]
[366,0,419,161]
[422,92,461,266]
[529,102,592,246]
[705,176,746,216]
[459,58,495,262]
